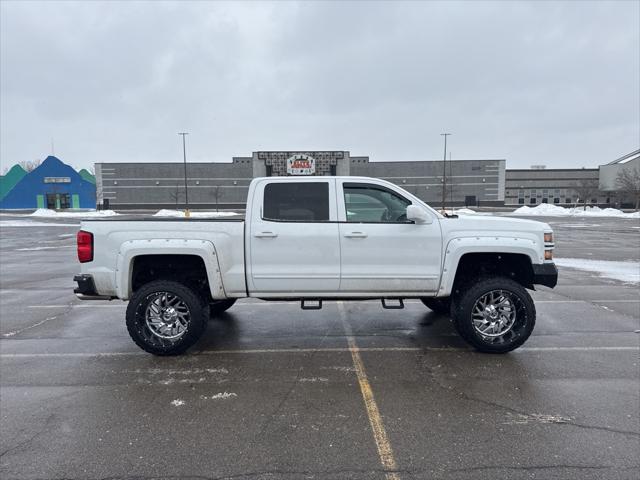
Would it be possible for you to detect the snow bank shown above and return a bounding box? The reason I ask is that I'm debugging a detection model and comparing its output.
[0,220,79,227]
[29,209,119,218]
[554,258,640,284]
[153,209,240,218]
[453,208,493,216]
[510,204,639,218]
[442,208,492,216]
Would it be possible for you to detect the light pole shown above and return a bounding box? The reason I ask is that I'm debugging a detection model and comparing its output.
[440,133,451,212]
[178,132,190,217]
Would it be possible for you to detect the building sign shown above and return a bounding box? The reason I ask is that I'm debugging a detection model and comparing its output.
[43,177,71,183]
[286,154,316,175]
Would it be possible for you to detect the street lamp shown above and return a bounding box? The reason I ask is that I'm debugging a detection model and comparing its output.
[440,133,451,212]
[178,132,190,217]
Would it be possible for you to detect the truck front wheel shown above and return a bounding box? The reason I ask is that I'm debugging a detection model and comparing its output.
[451,277,535,353]
[126,280,208,355]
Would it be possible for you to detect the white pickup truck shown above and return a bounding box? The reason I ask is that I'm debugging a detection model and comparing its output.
[74,176,557,355]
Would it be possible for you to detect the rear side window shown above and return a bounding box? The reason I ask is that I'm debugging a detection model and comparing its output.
[263,182,329,222]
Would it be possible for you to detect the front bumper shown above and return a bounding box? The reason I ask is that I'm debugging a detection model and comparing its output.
[532,263,558,288]
[73,274,115,300]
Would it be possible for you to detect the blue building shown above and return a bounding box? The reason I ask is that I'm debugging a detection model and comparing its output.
[0,156,96,209]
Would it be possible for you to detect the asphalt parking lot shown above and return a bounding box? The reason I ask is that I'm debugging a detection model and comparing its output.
[1,214,639,480]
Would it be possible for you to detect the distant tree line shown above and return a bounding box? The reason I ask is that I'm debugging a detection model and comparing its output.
[18,159,42,172]
[615,167,640,210]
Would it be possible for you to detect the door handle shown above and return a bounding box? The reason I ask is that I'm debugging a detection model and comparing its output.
[344,231,368,238]
[254,231,278,238]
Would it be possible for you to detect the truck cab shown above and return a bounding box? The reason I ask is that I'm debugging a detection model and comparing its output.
[245,176,443,297]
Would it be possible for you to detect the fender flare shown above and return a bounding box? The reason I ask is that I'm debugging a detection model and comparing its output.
[438,236,540,296]
[115,239,226,300]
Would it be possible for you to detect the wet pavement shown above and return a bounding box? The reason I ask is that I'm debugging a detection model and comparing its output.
[1,214,639,479]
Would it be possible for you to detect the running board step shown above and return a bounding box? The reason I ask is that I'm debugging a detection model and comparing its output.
[301,299,322,310]
[381,298,405,309]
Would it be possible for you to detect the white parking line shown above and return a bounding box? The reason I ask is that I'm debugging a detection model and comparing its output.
[536,300,640,303]
[1,346,636,358]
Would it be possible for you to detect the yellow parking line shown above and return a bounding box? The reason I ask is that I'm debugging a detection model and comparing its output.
[338,302,400,480]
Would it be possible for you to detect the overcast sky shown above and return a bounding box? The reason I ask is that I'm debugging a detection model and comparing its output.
[1,1,638,171]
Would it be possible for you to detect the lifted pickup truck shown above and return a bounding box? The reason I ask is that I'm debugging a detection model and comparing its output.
[74,176,557,355]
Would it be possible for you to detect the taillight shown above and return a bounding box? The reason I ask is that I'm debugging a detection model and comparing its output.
[77,230,93,263]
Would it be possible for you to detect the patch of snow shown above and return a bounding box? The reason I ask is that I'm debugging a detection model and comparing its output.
[453,208,478,215]
[200,392,237,400]
[455,208,493,216]
[442,208,492,216]
[29,209,119,218]
[170,399,186,407]
[555,258,640,284]
[134,367,228,375]
[2,315,58,337]
[0,220,79,227]
[503,413,572,425]
[299,377,329,383]
[510,204,640,218]
[153,209,239,218]
[549,223,602,228]
[320,366,356,373]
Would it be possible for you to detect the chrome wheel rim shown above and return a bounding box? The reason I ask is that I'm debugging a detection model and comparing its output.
[472,289,516,338]
[144,292,190,340]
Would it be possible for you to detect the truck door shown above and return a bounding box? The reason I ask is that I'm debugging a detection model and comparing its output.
[247,179,340,295]
[337,181,442,294]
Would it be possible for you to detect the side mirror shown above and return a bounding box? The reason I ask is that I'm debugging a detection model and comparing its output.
[406,204,432,224]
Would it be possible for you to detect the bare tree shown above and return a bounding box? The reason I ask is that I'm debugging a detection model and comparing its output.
[91,178,103,209]
[211,185,224,213]
[573,178,600,210]
[169,184,182,208]
[615,167,640,210]
[19,159,42,172]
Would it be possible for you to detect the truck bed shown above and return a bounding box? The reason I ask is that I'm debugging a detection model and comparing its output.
[79,216,247,298]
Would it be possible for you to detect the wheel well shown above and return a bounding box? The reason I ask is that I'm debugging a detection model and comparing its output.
[131,254,211,299]
[452,253,534,290]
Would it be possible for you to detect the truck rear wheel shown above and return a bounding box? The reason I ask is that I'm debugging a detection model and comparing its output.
[451,277,535,353]
[420,297,451,315]
[126,280,208,355]
[209,299,237,319]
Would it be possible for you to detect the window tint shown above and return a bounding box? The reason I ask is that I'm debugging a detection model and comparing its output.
[263,182,329,221]
[344,184,411,223]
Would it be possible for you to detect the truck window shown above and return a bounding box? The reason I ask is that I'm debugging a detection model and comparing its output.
[344,184,411,223]
[263,182,330,222]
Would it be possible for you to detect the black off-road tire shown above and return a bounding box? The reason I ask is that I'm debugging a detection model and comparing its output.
[420,297,451,315]
[451,277,536,353]
[126,280,208,356]
[209,299,237,319]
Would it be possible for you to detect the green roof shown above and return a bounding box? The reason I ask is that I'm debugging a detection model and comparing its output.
[79,169,96,184]
[0,164,27,201]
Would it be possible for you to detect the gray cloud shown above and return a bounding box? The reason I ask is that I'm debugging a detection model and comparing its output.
[1,0,638,170]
